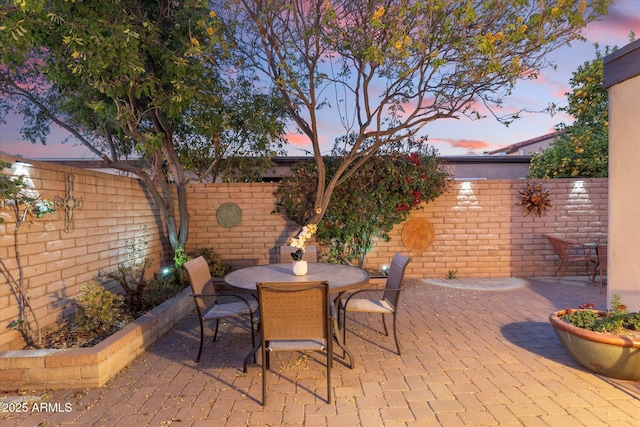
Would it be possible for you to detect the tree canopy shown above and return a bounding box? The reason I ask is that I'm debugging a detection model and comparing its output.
[529,45,612,178]
[224,0,609,224]
[276,140,450,266]
[1,0,287,252]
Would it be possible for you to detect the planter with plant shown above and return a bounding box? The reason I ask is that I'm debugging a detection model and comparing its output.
[549,295,640,380]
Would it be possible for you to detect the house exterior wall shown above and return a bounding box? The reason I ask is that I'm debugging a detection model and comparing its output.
[1,153,608,349]
[604,39,640,312]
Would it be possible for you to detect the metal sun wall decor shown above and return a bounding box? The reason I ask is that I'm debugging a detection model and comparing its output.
[516,181,551,217]
[55,173,83,232]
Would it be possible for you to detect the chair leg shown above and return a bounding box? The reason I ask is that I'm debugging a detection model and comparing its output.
[392,313,401,355]
[213,319,220,342]
[554,263,568,283]
[250,316,257,363]
[196,318,205,362]
[261,346,267,406]
[326,347,332,404]
[331,318,353,368]
[342,310,348,350]
[381,314,389,336]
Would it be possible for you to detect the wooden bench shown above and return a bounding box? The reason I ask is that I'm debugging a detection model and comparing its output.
[544,234,596,283]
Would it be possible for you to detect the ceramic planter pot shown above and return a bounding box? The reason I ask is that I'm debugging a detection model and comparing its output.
[292,260,308,276]
[549,310,640,381]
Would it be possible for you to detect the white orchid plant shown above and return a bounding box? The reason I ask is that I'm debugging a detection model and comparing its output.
[288,223,317,261]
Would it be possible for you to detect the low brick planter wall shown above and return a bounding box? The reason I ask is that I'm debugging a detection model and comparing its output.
[0,288,194,391]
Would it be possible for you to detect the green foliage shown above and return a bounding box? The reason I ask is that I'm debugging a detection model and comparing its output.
[0,161,55,222]
[105,228,154,312]
[139,277,186,311]
[276,145,450,266]
[230,0,609,223]
[560,295,640,334]
[191,248,231,278]
[560,309,601,330]
[74,282,127,334]
[529,46,612,178]
[447,270,458,280]
[1,1,287,255]
[1,160,56,347]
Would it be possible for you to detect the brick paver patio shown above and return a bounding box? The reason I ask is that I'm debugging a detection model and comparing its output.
[2,276,639,426]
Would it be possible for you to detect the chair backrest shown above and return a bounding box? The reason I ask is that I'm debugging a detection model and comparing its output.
[257,281,329,341]
[279,245,318,263]
[597,243,608,270]
[544,234,577,261]
[384,253,411,307]
[184,256,217,314]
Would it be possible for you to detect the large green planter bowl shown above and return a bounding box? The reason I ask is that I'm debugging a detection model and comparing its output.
[549,310,640,381]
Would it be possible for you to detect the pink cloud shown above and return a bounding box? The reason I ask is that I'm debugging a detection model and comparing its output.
[430,137,491,152]
[284,132,310,146]
[586,4,640,45]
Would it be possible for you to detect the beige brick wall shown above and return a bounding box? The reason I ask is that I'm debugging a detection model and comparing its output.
[1,153,608,350]
[1,155,169,350]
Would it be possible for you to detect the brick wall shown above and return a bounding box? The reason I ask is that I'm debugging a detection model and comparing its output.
[0,154,608,349]
[0,156,169,349]
[191,179,607,279]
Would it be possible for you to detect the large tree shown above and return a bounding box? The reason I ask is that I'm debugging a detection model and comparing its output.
[225,0,609,224]
[529,45,613,178]
[0,0,286,253]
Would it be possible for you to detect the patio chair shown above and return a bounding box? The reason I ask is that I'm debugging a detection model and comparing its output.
[544,234,597,283]
[257,280,333,405]
[279,245,318,263]
[184,256,259,363]
[597,243,608,294]
[339,253,411,355]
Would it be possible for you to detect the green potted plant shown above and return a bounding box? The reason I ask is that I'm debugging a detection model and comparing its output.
[549,295,640,380]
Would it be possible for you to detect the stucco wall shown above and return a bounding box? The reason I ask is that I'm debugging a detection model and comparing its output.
[1,153,608,349]
[604,39,640,311]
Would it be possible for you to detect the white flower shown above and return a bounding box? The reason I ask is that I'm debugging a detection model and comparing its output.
[287,223,317,252]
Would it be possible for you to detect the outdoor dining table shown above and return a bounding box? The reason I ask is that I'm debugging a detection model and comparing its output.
[224,262,370,371]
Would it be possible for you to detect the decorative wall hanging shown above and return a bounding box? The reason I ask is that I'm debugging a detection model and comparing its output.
[516,181,551,217]
[55,173,83,233]
[401,218,435,253]
[216,202,242,228]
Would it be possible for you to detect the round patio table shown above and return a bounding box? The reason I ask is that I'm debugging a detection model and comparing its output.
[224,262,369,371]
[224,262,370,293]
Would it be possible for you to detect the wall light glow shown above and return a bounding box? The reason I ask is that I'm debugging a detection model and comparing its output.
[454,181,481,211]
[568,180,592,210]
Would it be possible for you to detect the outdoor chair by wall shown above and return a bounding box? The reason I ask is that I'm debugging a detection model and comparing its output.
[597,243,608,294]
[339,253,411,355]
[544,234,596,283]
[184,256,259,363]
[257,281,332,405]
[279,245,318,263]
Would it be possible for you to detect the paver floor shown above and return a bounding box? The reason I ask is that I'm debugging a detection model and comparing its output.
[2,276,639,426]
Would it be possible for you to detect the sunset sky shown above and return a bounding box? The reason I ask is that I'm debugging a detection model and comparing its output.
[1,1,639,160]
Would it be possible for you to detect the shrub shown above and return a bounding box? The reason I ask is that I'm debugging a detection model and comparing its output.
[560,295,640,334]
[73,281,128,334]
[276,147,450,266]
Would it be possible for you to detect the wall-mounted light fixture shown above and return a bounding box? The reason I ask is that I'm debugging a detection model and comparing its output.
[14,160,33,167]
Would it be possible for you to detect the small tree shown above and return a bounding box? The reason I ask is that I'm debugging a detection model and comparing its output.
[1,1,287,257]
[0,161,55,348]
[228,0,609,225]
[276,140,450,266]
[529,45,611,178]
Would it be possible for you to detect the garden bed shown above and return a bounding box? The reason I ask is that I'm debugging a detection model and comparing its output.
[0,288,193,391]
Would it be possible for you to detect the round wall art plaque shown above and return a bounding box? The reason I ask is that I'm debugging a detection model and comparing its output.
[401,218,435,253]
[216,202,242,228]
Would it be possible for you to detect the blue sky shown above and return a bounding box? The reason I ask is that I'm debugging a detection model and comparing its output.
[1,1,639,160]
